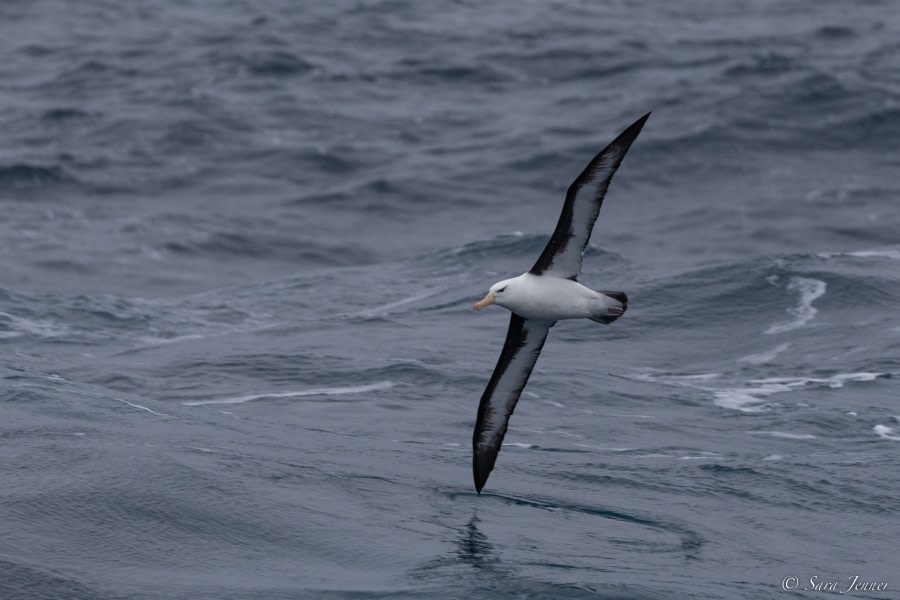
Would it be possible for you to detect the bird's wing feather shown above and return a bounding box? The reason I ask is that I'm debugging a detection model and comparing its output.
[473,314,552,493]
[530,112,650,280]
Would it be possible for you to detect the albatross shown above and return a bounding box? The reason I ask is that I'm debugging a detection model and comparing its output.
[471,112,650,493]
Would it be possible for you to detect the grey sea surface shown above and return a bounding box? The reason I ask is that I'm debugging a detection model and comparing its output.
[1,1,899,599]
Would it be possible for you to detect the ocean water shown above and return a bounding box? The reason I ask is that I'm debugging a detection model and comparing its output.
[1,1,899,598]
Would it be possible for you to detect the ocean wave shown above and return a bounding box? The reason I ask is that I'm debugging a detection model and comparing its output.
[40,107,91,121]
[245,50,316,77]
[393,58,514,86]
[635,252,899,332]
[723,52,795,77]
[419,232,625,276]
[0,310,73,340]
[0,163,73,190]
[0,285,274,350]
[764,277,826,335]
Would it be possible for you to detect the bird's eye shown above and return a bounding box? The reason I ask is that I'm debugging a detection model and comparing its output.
[496,286,507,293]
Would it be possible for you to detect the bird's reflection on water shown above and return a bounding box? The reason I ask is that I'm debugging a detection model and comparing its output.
[457,513,505,573]
[410,510,514,584]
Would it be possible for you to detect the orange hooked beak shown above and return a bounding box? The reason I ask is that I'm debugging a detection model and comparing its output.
[473,291,495,312]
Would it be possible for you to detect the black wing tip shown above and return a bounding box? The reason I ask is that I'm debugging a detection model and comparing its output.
[613,111,652,149]
[565,110,652,195]
[473,447,497,494]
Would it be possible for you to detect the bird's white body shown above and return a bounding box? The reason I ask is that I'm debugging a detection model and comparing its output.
[488,273,620,321]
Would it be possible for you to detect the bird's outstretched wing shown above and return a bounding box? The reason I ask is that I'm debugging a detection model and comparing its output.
[529,113,650,280]
[473,314,553,493]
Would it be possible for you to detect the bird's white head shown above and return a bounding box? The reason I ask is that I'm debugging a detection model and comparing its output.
[474,278,516,312]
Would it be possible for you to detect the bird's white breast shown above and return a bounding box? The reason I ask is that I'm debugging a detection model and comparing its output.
[501,273,598,321]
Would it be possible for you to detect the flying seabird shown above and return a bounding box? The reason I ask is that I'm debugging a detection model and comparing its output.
[471,113,650,493]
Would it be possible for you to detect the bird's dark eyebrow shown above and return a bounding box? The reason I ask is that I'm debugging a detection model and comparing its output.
[496,286,507,293]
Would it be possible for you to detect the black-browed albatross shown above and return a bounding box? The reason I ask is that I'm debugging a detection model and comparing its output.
[471,113,650,493]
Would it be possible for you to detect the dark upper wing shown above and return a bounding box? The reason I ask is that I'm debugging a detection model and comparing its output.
[473,314,552,493]
[530,112,650,280]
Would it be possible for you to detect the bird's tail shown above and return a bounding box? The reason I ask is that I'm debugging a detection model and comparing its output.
[590,291,628,324]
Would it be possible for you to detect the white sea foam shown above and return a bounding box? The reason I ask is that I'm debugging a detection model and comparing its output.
[714,372,882,412]
[737,342,791,365]
[353,290,440,317]
[550,430,582,439]
[765,277,826,334]
[634,372,721,385]
[573,443,634,452]
[748,430,816,440]
[183,380,395,406]
[113,397,173,418]
[874,425,900,441]
[753,372,882,387]
[0,311,71,339]
[634,451,722,460]
[819,248,900,261]
[601,413,655,418]
[634,370,883,412]
[137,333,206,346]
[713,387,782,412]
[848,249,900,260]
